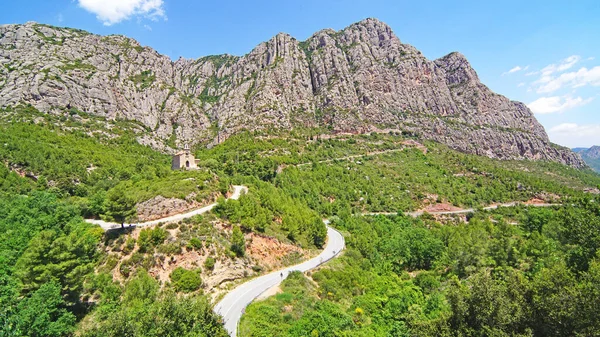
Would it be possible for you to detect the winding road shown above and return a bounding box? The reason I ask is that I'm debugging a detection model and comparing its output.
[85,185,248,231]
[85,185,346,336]
[86,183,555,337]
[214,224,345,337]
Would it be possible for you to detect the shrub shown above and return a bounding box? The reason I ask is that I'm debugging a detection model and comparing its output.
[138,227,169,252]
[122,238,136,255]
[151,227,168,245]
[165,223,179,230]
[204,257,216,271]
[230,226,245,257]
[157,242,182,255]
[189,237,203,250]
[170,267,202,292]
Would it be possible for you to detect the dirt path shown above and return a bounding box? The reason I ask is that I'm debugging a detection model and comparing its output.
[85,185,248,231]
[362,202,561,217]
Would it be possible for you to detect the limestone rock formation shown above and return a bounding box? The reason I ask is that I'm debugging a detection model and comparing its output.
[0,19,585,167]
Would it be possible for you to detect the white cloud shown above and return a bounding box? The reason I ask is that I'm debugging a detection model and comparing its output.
[528,95,593,114]
[588,57,595,61]
[517,82,525,87]
[525,71,538,76]
[77,0,166,26]
[536,66,600,93]
[540,55,581,77]
[508,66,522,73]
[143,24,152,31]
[503,66,522,76]
[549,123,600,148]
[57,13,64,23]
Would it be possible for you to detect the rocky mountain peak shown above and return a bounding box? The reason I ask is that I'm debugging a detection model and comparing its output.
[435,51,480,84]
[0,19,586,168]
[348,17,398,42]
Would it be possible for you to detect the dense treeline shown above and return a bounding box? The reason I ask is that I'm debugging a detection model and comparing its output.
[81,270,227,336]
[214,179,326,248]
[240,200,600,336]
[0,191,102,336]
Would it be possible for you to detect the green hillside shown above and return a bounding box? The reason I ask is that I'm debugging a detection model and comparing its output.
[1,106,599,336]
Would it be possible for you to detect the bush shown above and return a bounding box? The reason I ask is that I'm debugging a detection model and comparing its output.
[138,227,169,253]
[189,237,203,250]
[170,267,202,293]
[204,257,216,271]
[165,223,179,230]
[157,242,181,255]
[230,226,245,257]
[122,238,136,255]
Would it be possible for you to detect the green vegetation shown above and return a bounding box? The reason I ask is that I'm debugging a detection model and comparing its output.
[0,191,102,336]
[59,59,97,72]
[197,130,600,214]
[198,54,239,69]
[240,201,600,336]
[2,103,600,336]
[137,227,168,253]
[204,257,216,270]
[230,225,246,257]
[0,105,221,221]
[214,180,326,248]
[81,270,226,336]
[129,70,156,90]
[170,267,203,292]
[199,74,231,104]
[103,184,136,226]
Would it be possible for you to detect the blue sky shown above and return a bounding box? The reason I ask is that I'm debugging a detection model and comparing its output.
[2,0,599,147]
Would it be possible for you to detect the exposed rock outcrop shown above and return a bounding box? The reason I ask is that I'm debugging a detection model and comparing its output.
[136,195,199,222]
[0,19,584,167]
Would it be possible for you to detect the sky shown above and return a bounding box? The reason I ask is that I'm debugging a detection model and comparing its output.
[1,0,599,147]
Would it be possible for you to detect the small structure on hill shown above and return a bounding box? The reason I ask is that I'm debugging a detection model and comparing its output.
[172,144,200,170]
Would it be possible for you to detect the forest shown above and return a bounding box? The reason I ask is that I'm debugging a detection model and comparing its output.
[240,203,600,336]
[1,105,599,336]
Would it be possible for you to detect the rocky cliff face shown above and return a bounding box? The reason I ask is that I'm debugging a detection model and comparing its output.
[0,19,585,167]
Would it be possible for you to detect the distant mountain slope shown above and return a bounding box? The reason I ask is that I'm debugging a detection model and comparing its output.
[0,19,584,167]
[573,146,600,172]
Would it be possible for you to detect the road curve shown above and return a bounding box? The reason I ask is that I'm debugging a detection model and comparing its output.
[214,225,345,337]
[86,185,248,231]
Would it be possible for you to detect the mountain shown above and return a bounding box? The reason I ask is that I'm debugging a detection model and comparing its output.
[573,146,600,172]
[0,19,585,167]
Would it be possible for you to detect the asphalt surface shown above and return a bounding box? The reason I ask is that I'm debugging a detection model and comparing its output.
[85,185,248,231]
[214,224,345,337]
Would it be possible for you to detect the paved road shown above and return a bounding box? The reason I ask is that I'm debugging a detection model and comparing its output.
[86,185,248,231]
[214,224,345,337]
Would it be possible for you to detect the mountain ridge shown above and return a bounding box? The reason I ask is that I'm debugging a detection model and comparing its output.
[573,146,600,172]
[0,18,585,167]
